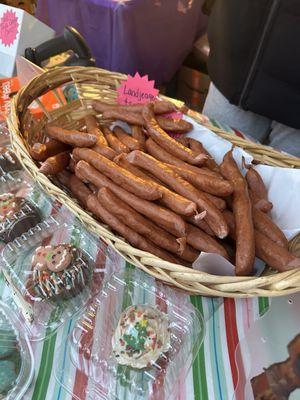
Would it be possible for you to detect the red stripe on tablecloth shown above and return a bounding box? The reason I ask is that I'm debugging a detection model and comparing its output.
[224,299,239,389]
[224,298,248,398]
[234,341,247,400]
[150,287,168,400]
[72,370,89,400]
[232,128,245,139]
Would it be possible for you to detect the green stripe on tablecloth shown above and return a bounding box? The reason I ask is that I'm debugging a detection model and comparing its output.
[258,298,269,317]
[207,300,225,400]
[208,117,234,133]
[115,262,135,400]
[51,224,82,400]
[31,311,59,400]
[50,320,74,400]
[191,296,208,400]
[208,118,220,129]
[211,299,227,399]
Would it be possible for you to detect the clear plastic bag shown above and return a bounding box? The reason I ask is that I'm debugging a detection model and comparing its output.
[55,269,205,400]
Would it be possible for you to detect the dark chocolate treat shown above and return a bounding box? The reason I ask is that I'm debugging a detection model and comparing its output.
[0,147,21,176]
[0,193,42,243]
[32,244,92,300]
[251,333,300,399]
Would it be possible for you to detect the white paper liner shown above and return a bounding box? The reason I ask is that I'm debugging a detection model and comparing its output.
[185,118,300,276]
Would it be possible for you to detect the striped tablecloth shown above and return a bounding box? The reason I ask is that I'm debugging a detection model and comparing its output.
[10,261,271,400]
[0,117,291,400]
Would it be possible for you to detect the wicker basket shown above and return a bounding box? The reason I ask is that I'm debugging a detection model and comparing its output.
[7,66,300,298]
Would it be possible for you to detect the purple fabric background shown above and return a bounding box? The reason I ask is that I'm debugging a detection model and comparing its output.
[36,0,208,85]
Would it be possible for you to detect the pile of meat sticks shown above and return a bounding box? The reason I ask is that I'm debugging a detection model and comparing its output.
[29,100,300,276]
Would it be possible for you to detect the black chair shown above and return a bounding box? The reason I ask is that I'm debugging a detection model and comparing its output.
[25,26,95,68]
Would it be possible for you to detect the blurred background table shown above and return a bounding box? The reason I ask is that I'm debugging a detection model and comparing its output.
[36,0,208,85]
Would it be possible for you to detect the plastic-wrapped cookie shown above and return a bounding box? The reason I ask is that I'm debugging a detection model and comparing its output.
[32,244,92,301]
[0,146,21,176]
[112,305,171,369]
[0,193,42,243]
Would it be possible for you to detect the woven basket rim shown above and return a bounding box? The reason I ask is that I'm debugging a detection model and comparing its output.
[7,66,300,298]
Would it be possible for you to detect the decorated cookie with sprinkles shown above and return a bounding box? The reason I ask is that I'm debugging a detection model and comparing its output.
[32,245,73,272]
[31,244,92,301]
[0,193,41,243]
[0,193,18,222]
[112,305,170,369]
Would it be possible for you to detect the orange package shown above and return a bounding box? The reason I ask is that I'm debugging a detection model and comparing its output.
[0,76,65,119]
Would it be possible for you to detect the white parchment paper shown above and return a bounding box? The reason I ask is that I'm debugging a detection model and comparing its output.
[184,117,300,275]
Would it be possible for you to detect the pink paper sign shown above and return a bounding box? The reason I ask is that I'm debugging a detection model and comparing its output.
[0,9,19,47]
[117,72,159,105]
[117,72,186,137]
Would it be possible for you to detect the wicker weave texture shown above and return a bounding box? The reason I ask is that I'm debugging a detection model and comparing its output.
[8,66,300,297]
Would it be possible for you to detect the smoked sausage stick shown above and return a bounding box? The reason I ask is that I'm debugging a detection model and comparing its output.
[246,165,273,212]
[86,194,182,264]
[102,109,192,132]
[85,116,117,159]
[201,193,227,211]
[180,137,219,171]
[30,139,69,161]
[102,127,130,154]
[39,151,70,175]
[164,162,233,197]
[93,99,176,115]
[249,189,273,213]
[186,223,229,259]
[114,154,197,216]
[220,150,255,275]
[131,125,146,150]
[113,126,142,150]
[145,138,221,178]
[68,158,76,173]
[97,187,198,263]
[186,215,215,236]
[92,143,117,160]
[75,160,187,236]
[57,171,92,207]
[45,125,98,147]
[223,210,300,272]
[126,151,229,239]
[252,207,288,248]
[143,103,204,165]
[73,148,162,201]
[97,187,183,254]
[85,115,107,146]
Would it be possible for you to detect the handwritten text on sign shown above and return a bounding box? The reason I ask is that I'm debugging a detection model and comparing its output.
[117,73,159,105]
[116,72,186,137]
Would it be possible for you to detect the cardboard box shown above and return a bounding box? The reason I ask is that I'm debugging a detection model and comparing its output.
[0,4,55,77]
[177,66,210,111]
